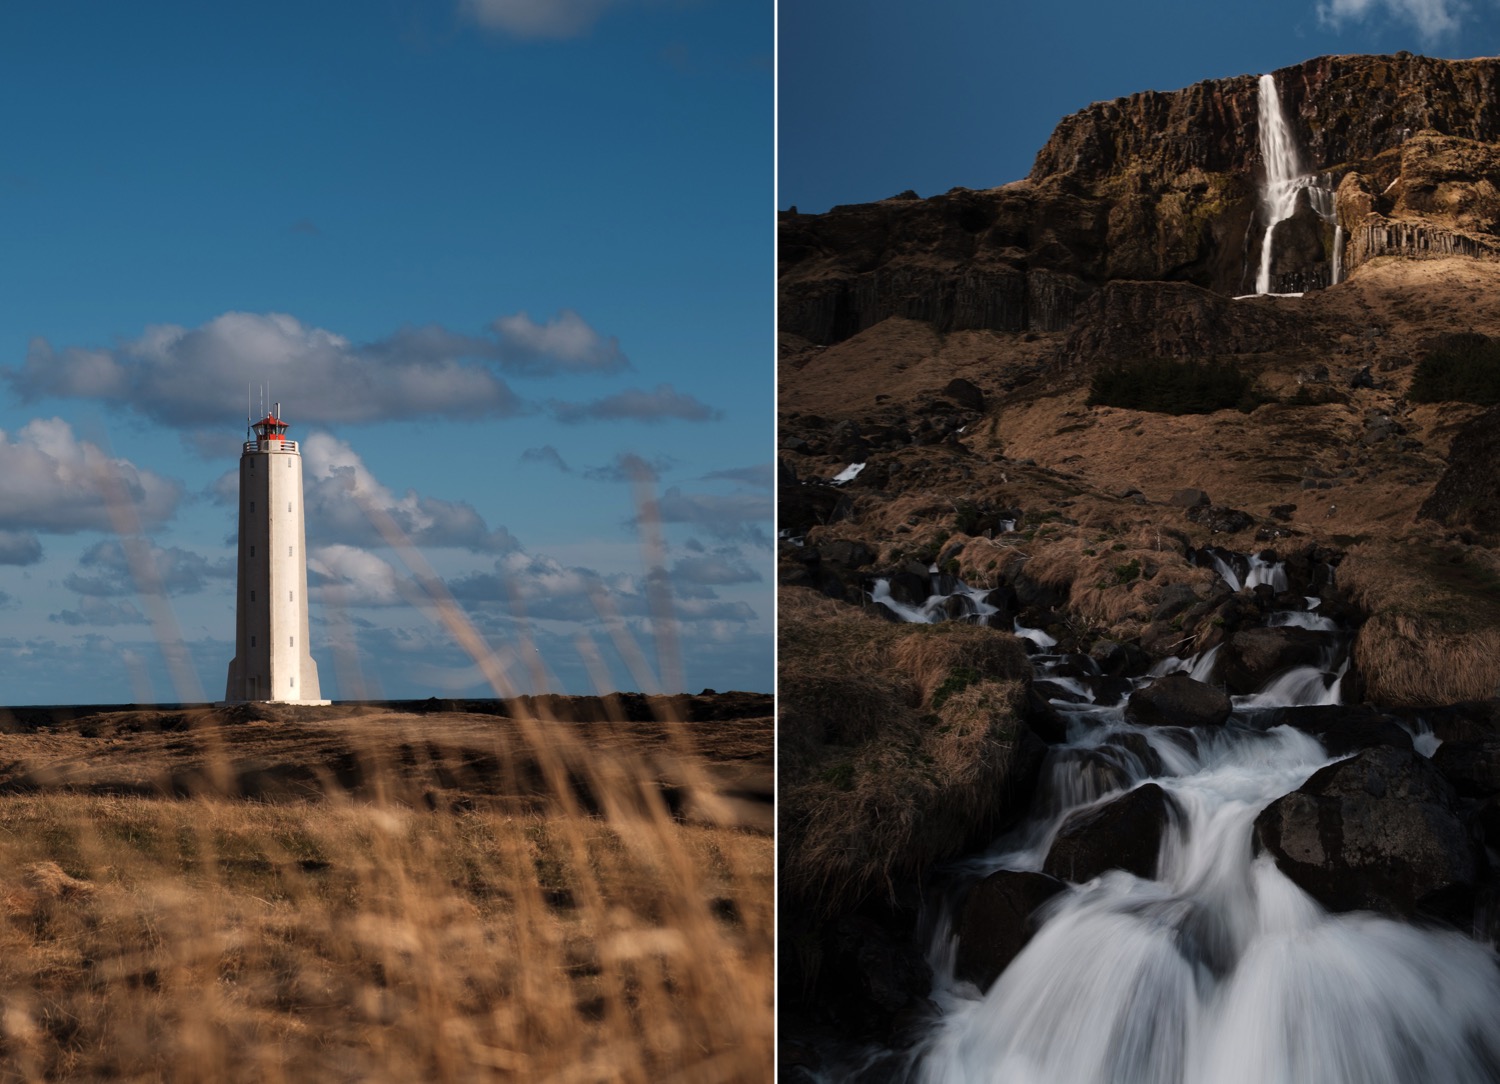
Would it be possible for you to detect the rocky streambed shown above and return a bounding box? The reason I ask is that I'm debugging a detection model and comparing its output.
[781,544,1500,1083]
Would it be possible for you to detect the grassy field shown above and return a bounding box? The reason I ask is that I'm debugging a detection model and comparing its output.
[0,698,773,1083]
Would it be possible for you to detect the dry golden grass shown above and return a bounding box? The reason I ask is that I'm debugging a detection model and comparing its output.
[1340,539,1500,706]
[0,707,773,1083]
[779,589,1032,916]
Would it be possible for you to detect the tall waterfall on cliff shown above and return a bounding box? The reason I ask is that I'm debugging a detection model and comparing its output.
[1255,73,1341,294]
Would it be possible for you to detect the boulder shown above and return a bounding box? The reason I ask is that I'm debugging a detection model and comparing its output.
[1043,783,1178,882]
[1185,504,1255,534]
[1217,626,1334,695]
[1272,705,1415,756]
[821,914,934,1036]
[1253,746,1477,918]
[1170,488,1212,508]
[954,870,1067,990]
[1431,740,1500,798]
[941,378,986,412]
[1125,672,1232,729]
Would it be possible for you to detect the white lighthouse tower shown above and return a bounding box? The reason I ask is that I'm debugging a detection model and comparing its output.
[224,404,328,704]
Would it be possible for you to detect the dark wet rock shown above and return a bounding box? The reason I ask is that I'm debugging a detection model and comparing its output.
[1431,740,1500,798]
[821,539,877,570]
[1271,705,1415,756]
[942,593,978,621]
[1034,679,1089,705]
[1126,672,1232,729]
[1088,675,1134,707]
[1414,700,1500,744]
[1253,746,1478,919]
[1044,783,1178,882]
[781,483,853,536]
[1012,569,1069,610]
[1152,584,1201,623]
[982,584,1021,624]
[821,914,934,1036]
[886,567,932,607]
[1217,626,1334,695]
[1024,691,1070,745]
[1185,504,1255,535]
[1103,731,1166,777]
[1419,405,1500,538]
[1090,639,1152,679]
[1170,488,1212,508]
[954,870,1068,990]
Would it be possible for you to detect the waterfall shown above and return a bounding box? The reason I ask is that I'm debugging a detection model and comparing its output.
[1254,74,1341,295]
[1255,74,1303,295]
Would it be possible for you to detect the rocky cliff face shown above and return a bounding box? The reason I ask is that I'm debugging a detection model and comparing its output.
[780,53,1500,346]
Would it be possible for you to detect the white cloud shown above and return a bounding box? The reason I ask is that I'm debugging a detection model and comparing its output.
[63,540,233,598]
[1316,0,1463,37]
[460,0,619,39]
[653,486,772,543]
[551,383,722,424]
[492,310,628,375]
[308,545,408,607]
[448,549,758,625]
[0,418,180,534]
[50,597,148,627]
[0,530,43,566]
[301,432,518,553]
[7,307,627,434]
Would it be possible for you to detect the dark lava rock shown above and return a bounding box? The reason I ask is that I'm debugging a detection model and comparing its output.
[1217,626,1334,695]
[1103,731,1166,777]
[1253,746,1477,919]
[1419,404,1500,537]
[1043,783,1178,882]
[941,378,986,412]
[1185,504,1256,535]
[1170,488,1212,508]
[954,870,1067,990]
[1271,705,1414,756]
[1125,672,1232,729]
[781,483,852,536]
[822,914,934,1036]
[982,584,1021,624]
[1415,700,1500,744]
[1024,691,1070,745]
[1151,583,1201,623]
[886,567,932,607]
[821,539,877,570]
[1431,739,1500,798]
[1090,639,1151,679]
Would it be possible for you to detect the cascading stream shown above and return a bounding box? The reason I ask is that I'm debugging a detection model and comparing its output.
[870,552,1500,1084]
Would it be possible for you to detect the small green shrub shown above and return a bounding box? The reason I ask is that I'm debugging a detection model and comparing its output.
[930,666,981,712]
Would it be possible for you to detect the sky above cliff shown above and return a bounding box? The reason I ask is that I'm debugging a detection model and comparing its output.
[0,1,771,705]
[780,0,1500,212]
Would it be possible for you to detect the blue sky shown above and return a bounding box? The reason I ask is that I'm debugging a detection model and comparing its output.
[779,0,1500,213]
[0,0,770,704]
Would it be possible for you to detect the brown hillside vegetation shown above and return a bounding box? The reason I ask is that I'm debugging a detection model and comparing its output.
[0,698,772,1082]
[779,589,1035,918]
[782,258,1500,705]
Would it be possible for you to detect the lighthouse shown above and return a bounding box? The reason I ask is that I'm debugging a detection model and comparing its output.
[224,405,328,704]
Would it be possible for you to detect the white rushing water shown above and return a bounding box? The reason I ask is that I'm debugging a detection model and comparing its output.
[896,550,1500,1084]
[1254,73,1342,295]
